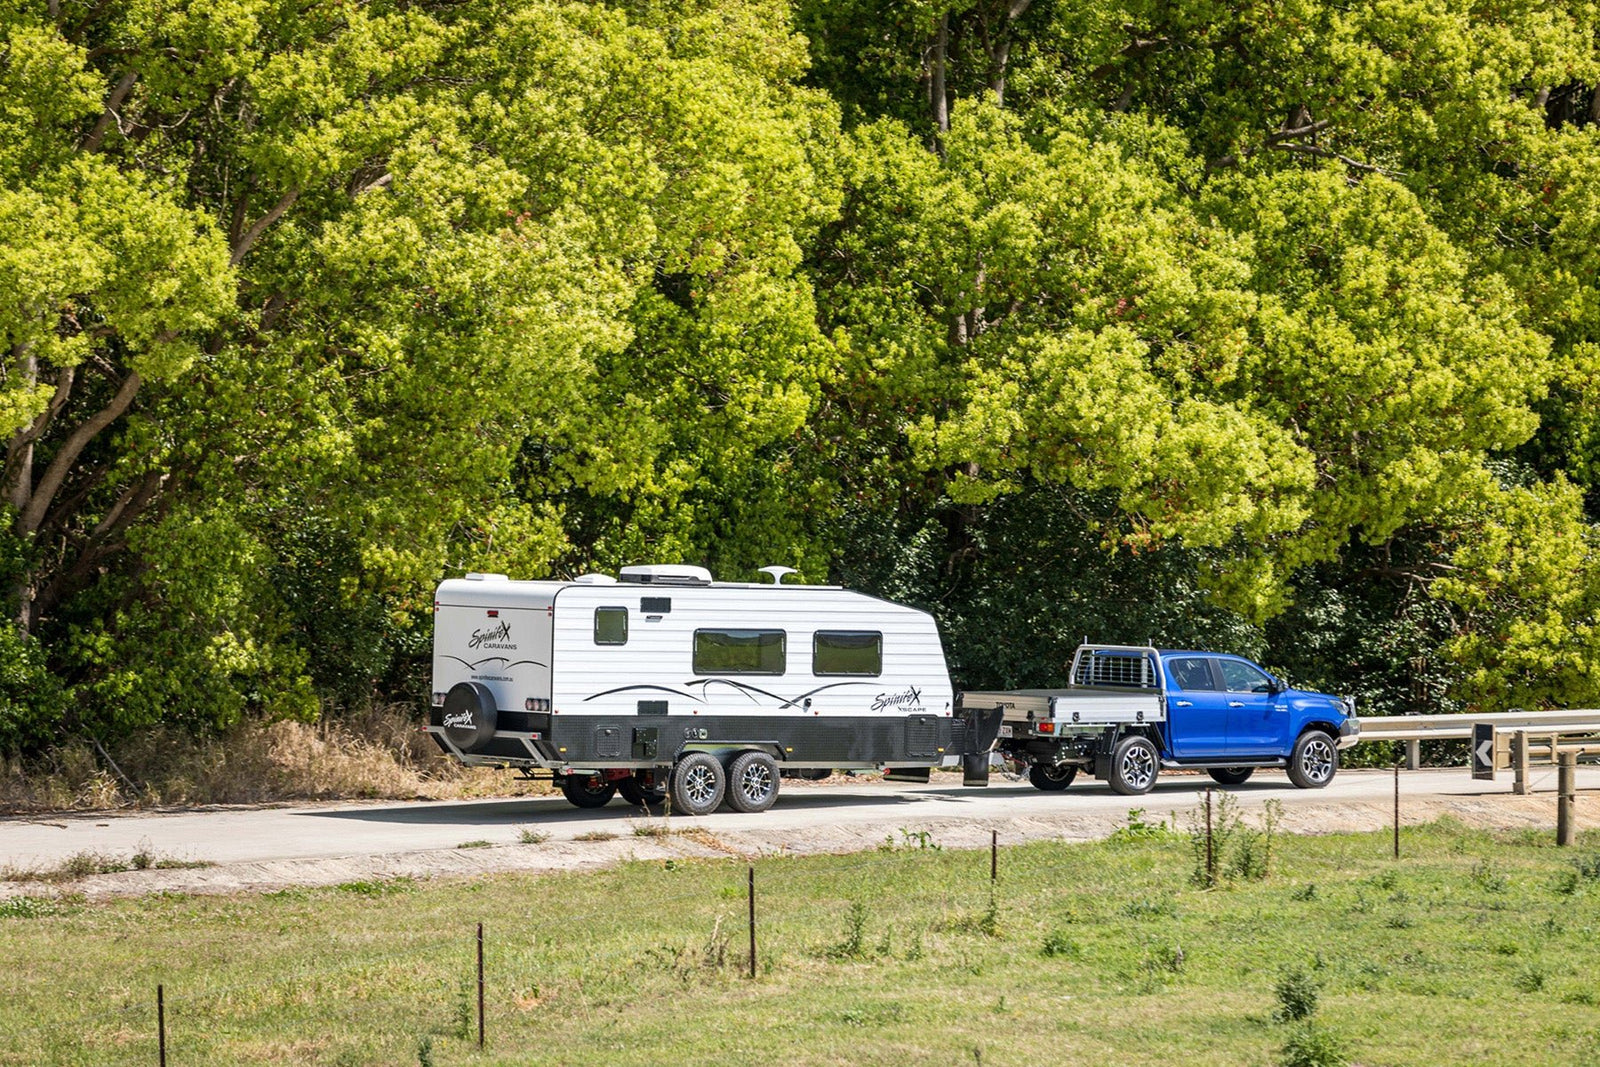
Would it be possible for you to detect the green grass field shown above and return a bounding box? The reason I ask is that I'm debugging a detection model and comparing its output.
[4,812,1600,1066]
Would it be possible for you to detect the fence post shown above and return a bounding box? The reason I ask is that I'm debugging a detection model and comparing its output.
[1558,751,1578,847]
[157,984,166,1067]
[1393,764,1400,860]
[1514,730,1530,796]
[747,866,757,980]
[1405,739,1421,771]
[1204,788,1215,887]
[477,922,485,1050]
[990,830,997,883]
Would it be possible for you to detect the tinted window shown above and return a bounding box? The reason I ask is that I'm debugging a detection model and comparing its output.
[641,596,671,614]
[693,629,785,674]
[813,631,882,676]
[1167,657,1218,691]
[594,606,628,645]
[1219,659,1273,693]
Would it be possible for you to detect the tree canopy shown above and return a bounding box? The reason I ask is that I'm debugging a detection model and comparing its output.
[3,0,1598,752]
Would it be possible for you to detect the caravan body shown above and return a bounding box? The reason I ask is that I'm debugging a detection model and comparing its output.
[426,567,988,812]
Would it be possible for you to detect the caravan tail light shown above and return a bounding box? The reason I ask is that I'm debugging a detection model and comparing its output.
[525,697,551,712]
[432,692,445,706]
[1037,722,1055,734]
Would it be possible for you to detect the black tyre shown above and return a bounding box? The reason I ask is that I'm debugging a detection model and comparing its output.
[560,775,617,809]
[1287,730,1338,789]
[1107,735,1160,796]
[725,751,780,813]
[618,777,667,807]
[670,752,726,816]
[1028,763,1077,791]
[1208,767,1255,786]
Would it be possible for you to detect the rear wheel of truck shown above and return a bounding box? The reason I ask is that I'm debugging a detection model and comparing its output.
[1108,735,1159,796]
[1207,767,1255,786]
[561,775,617,809]
[618,777,667,807]
[1287,730,1338,789]
[670,752,726,816]
[725,751,780,813]
[1028,763,1077,791]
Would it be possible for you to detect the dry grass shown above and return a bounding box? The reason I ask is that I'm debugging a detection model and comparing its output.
[0,706,553,814]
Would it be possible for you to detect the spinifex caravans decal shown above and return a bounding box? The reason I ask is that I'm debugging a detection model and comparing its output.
[442,708,478,731]
[871,686,924,713]
[468,620,515,651]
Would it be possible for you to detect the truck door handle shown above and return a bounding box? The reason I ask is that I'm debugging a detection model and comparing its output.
[1174,700,1193,708]
[1228,701,1245,707]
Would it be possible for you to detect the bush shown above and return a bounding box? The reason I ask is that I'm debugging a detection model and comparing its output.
[1279,1023,1347,1067]
[0,626,68,756]
[1275,965,1321,1022]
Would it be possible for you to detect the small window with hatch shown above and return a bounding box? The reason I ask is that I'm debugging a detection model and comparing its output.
[1219,658,1274,693]
[594,606,628,645]
[693,629,785,675]
[813,631,882,676]
[1167,657,1219,691]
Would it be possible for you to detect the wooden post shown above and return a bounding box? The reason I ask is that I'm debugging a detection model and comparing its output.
[1558,751,1577,847]
[1393,764,1400,860]
[747,866,757,980]
[476,922,485,1049]
[157,984,166,1067]
[1204,788,1215,887]
[1514,730,1530,795]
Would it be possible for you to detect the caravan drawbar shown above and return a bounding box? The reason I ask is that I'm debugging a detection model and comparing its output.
[428,565,1359,813]
[427,566,1004,815]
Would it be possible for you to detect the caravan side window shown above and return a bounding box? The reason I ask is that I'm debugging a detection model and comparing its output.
[594,607,628,645]
[693,629,785,675]
[813,631,882,676]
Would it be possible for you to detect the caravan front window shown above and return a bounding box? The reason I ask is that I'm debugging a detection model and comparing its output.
[693,629,785,675]
[813,631,882,676]
[594,607,628,645]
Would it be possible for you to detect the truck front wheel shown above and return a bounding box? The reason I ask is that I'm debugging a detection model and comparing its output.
[1108,736,1159,796]
[1028,763,1077,791]
[1288,731,1338,789]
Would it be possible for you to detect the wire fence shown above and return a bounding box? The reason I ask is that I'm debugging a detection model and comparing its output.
[5,778,1596,1065]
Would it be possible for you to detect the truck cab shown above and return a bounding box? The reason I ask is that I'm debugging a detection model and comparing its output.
[971,645,1360,795]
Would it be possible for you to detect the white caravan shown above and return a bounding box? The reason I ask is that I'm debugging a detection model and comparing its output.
[427,565,1002,814]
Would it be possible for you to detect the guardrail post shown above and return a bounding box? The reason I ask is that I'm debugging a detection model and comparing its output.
[1514,730,1530,795]
[1558,751,1577,847]
[1405,739,1420,771]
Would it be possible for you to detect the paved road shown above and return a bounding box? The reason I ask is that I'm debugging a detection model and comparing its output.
[4,765,1597,888]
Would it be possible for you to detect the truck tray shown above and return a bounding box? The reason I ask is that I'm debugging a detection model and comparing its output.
[963,687,1165,726]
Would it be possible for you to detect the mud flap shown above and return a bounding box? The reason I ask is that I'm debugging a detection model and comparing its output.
[961,752,990,787]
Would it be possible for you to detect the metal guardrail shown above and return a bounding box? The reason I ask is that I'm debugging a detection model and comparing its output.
[1356,709,1600,742]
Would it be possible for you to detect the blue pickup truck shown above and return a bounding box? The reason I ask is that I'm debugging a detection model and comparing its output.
[965,644,1361,795]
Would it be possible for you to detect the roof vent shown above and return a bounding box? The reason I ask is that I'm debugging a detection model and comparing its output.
[463,572,510,581]
[572,573,618,585]
[758,566,798,585]
[618,564,713,586]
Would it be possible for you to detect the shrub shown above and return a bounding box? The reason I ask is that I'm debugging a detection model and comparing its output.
[1275,965,1321,1022]
[1279,1023,1346,1067]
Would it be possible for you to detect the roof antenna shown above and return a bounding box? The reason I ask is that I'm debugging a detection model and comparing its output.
[758,565,798,585]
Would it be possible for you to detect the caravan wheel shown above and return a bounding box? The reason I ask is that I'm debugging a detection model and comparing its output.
[670,752,726,816]
[726,752,780,813]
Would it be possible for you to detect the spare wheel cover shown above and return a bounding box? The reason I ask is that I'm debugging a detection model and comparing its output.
[442,682,498,752]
